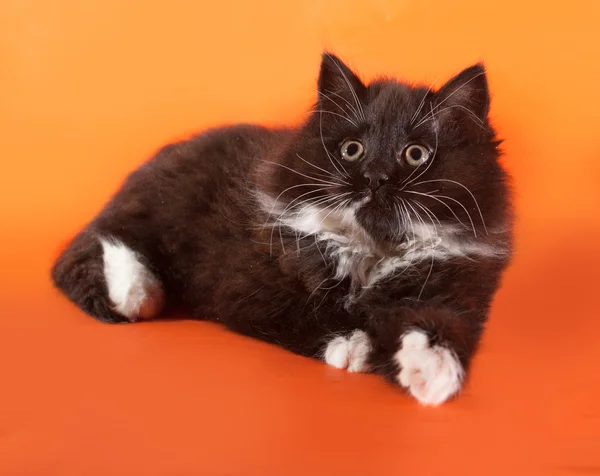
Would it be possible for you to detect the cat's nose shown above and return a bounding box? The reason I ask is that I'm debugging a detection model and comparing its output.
[363,171,389,191]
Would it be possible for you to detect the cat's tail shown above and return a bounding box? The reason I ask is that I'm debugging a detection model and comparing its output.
[51,230,165,323]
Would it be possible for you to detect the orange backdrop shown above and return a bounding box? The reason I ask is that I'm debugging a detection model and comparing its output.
[1,1,599,474]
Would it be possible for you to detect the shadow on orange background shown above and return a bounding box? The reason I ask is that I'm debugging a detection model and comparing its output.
[1,1,599,475]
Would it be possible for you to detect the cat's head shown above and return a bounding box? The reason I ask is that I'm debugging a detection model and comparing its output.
[262,53,510,245]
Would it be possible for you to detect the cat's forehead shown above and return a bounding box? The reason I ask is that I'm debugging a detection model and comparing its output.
[365,81,431,124]
[364,81,433,132]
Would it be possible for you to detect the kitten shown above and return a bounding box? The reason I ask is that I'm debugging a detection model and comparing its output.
[52,53,513,406]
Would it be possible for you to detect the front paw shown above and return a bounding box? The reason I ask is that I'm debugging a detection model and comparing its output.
[324,330,371,372]
[395,331,464,406]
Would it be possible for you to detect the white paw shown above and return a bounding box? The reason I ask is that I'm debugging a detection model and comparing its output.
[324,330,371,373]
[395,331,464,406]
[100,238,164,321]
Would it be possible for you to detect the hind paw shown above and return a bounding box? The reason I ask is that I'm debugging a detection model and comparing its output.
[100,238,164,321]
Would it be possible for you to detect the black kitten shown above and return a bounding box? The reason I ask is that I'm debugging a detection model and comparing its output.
[52,53,513,405]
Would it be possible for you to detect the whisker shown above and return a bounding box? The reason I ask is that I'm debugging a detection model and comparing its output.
[392,202,404,244]
[411,199,441,227]
[309,109,359,128]
[400,200,417,242]
[315,89,361,123]
[405,201,436,300]
[270,191,352,243]
[419,248,435,301]
[410,77,438,125]
[405,199,434,243]
[272,192,353,254]
[314,234,327,266]
[414,104,486,131]
[303,191,353,209]
[436,71,486,109]
[264,160,347,187]
[410,178,488,234]
[415,71,487,129]
[295,197,351,252]
[295,153,349,185]
[393,200,420,277]
[269,187,330,222]
[264,185,335,255]
[429,193,477,236]
[319,113,351,180]
[262,183,336,225]
[403,190,470,232]
[401,109,439,189]
[325,53,366,122]
[434,104,483,124]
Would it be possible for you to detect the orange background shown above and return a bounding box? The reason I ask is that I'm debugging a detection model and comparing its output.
[1,1,600,474]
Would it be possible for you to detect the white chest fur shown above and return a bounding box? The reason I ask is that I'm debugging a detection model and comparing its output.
[258,194,506,289]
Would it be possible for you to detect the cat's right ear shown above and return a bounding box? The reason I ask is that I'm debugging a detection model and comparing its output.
[317,52,366,108]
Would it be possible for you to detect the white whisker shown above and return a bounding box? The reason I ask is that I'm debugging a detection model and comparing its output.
[403,190,471,232]
[401,109,439,189]
[316,89,361,123]
[295,153,349,185]
[410,77,438,125]
[309,109,359,128]
[319,112,351,180]
[413,71,487,131]
[405,201,436,300]
[411,199,441,227]
[325,53,366,122]
[264,160,346,187]
[410,178,488,234]
[414,104,485,131]
[263,183,335,224]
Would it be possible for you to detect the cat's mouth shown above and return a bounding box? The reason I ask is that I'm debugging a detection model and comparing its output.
[350,191,407,243]
[351,187,392,209]
[350,192,373,209]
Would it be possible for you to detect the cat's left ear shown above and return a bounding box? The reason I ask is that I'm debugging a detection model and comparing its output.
[317,52,367,108]
[435,63,490,125]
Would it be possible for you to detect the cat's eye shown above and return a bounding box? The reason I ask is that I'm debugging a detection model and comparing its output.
[340,140,364,162]
[403,144,430,167]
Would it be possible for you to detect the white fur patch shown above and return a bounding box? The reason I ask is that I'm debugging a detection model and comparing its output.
[395,330,464,406]
[100,238,164,321]
[324,330,371,372]
[258,192,508,290]
[324,336,349,369]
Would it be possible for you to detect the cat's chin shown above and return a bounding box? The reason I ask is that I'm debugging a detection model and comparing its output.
[353,200,404,244]
[351,192,373,207]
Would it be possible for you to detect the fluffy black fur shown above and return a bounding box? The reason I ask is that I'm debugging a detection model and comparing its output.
[52,53,513,403]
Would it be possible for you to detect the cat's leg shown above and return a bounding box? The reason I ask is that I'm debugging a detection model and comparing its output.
[365,306,483,406]
[51,229,164,323]
[210,271,368,364]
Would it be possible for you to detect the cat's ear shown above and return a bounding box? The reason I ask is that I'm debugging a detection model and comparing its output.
[317,52,366,108]
[435,63,490,125]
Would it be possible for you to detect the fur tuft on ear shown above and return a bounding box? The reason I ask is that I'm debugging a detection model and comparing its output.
[317,52,366,109]
[436,63,490,124]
